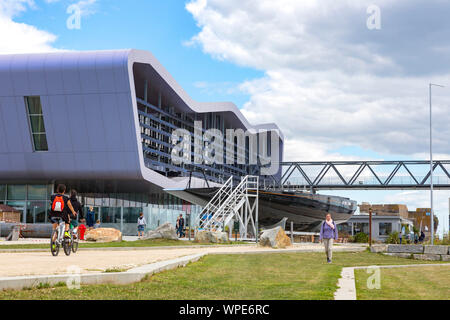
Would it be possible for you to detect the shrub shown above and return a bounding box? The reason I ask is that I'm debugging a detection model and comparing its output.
[434,233,450,245]
[385,231,400,244]
[351,232,369,243]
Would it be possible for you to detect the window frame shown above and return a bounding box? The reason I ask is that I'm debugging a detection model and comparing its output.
[24,96,48,152]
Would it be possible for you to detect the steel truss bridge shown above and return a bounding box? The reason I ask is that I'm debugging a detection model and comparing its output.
[269,160,450,190]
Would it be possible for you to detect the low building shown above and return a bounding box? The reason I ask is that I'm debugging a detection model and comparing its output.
[338,214,414,242]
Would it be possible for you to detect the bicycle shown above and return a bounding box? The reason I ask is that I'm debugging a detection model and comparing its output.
[50,217,72,256]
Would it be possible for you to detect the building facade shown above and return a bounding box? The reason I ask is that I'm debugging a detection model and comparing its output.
[0,49,283,234]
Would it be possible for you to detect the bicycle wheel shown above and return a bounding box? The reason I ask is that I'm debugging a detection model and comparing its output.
[63,236,72,256]
[50,230,59,256]
[72,231,79,253]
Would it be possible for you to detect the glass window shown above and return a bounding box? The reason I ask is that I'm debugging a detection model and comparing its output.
[28,185,47,200]
[26,201,47,223]
[7,185,26,200]
[379,223,392,236]
[25,96,48,151]
[0,185,6,200]
[123,207,142,223]
[353,222,369,234]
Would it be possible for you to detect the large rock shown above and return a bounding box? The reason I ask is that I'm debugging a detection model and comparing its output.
[441,255,450,262]
[387,244,423,254]
[194,230,229,243]
[85,228,122,243]
[259,226,292,249]
[143,223,178,240]
[424,245,448,255]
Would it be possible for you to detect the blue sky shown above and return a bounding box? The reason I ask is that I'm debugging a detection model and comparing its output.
[13,0,261,107]
[1,0,449,235]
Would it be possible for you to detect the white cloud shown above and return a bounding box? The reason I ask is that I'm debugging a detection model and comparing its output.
[186,0,450,159]
[186,0,450,234]
[0,0,58,54]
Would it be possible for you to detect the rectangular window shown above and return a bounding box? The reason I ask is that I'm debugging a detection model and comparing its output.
[0,185,6,200]
[27,185,48,200]
[379,223,392,236]
[25,96,48,151]
[7,185,26,200]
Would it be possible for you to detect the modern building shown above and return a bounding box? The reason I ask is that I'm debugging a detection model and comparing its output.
[0,49,283,235]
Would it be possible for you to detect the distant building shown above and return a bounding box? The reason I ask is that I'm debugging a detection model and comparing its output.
[338,202,415,242]
[338,214,414,242]
[359,203,409,218]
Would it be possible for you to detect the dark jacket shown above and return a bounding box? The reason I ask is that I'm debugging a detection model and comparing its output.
[69,196,84,220]
[179,217,185,228]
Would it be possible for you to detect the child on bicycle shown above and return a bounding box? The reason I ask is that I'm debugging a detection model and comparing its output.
[49,184,77,242]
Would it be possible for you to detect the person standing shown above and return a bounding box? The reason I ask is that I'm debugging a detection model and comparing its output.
[319,214,338,263]
[175,216,180,237]
[86,206,95,230]
[178,214,185,238]
[137,212,147,239]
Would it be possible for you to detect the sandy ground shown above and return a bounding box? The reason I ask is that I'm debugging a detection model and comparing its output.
[0,244,365,277]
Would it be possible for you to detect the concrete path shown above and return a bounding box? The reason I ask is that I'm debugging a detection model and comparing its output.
[0,243,366,277]
[334,263,450,300]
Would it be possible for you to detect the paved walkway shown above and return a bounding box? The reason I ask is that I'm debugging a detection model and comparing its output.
[0,243,365,277]
[334,263,450,300]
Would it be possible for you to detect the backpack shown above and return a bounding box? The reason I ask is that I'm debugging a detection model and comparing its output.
[52,195,65,212]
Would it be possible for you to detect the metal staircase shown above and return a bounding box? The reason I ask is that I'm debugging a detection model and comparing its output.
[198,175,259,240]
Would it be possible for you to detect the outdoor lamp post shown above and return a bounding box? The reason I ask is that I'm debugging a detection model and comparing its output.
[429,83,444,245]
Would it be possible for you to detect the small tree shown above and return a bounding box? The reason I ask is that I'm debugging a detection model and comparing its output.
[386,231,400,244]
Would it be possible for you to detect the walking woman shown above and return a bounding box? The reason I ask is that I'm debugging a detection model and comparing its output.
[319,214,338,263]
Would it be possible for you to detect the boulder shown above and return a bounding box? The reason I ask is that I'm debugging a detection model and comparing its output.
[85,228,122,243]
[143,223,178,240]
[441,255,450,262]
[387,244,423,254]
[424,245,448,255]
[194,230,229,243]
[259,226,292,249]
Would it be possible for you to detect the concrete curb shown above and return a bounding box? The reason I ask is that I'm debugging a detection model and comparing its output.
[334,263,450,300]
[0,253,206,291]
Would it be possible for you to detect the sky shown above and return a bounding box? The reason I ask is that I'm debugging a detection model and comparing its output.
[0,0,449,235]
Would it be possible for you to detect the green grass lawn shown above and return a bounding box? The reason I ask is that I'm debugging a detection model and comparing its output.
[0,251,446,300]
[0,238,247,250]
[355,265,450,300]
